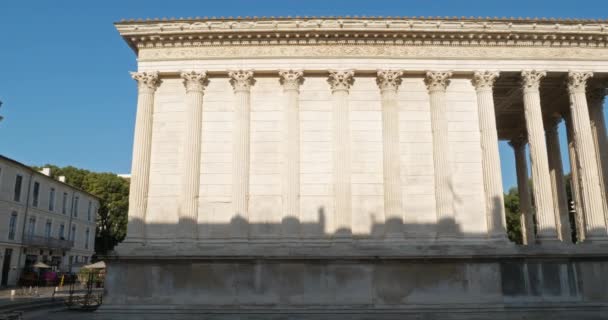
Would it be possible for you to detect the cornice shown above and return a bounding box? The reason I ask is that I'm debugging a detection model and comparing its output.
[115,17,608,54]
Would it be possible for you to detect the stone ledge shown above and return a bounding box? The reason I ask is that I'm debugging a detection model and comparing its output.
[106,240,608,260]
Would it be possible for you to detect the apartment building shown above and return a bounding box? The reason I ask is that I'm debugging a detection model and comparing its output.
[0,155,99,286]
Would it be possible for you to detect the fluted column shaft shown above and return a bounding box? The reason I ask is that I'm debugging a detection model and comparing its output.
[279,70,304,238]
[127,72,160,242]
[565,113,586,241]
[328,70,354,237]
[521,70,558,242]
[588,88,608,227]
[178,71,208,240]
[472,71,507,240]
[511,139,535,245]
[229,70,255,236]
[567,72,608,241]
[377,70,404,238]
[545,118,571,242]
[425,71,454,237]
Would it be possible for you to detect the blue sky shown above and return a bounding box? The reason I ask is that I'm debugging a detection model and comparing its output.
[1,0,607,190]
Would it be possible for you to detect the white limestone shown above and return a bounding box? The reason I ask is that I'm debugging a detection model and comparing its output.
[178,71,208,240]
[510,138,535,245]
[377,70,404,238]
[328,70,355,237]
[567,72,608,241]
[472,71,506,241]
[425,71,455,238]
[521,70,558,242]
[127,72,160,242]
[545,116,571,241]
[279,70,304,238]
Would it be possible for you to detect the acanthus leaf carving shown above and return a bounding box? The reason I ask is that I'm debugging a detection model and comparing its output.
[472,71,500,91]
[521,70,547,91]
[228,70,255,92]
[327,70,355,92]
[376,70,404,92]
[424,71,452,92]
[278,69,304,91]
[567,71,593,93]
[180,71,209,93]
[131,71,161,93]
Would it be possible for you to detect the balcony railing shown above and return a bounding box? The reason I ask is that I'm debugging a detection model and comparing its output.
[22,235,74,250]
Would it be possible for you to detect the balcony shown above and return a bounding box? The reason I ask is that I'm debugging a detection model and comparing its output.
[22,235,74,250]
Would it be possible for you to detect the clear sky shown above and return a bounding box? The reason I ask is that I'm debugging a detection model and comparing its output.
[1,0,607,190]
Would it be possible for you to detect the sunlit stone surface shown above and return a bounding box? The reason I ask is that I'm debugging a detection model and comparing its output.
[100,16,608,319]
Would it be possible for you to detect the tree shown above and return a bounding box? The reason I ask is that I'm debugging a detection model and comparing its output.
[504,187,523,244]
[503,173,579,244]
[32,164,129,255]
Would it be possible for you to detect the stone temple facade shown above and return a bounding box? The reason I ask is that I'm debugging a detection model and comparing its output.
[102,16,608,319]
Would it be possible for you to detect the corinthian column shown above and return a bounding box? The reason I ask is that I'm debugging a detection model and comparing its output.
[521,70,558,242]
[567,71,608,241]
[279,70,304,238]
[545,115,571,242]
[328,70,354,238]
[127,71,160,242]
[178,71,209,241]
[509,137,535,245]
[229,70,255,237]
[425,71,455,238]
[587,87,608,227]
[472,71,507,241]
[377,70,404,238]
[564,112,586,242]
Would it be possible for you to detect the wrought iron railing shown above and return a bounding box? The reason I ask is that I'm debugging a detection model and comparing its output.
[22,235,74,249]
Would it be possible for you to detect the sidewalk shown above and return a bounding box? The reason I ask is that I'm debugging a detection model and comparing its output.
[0,287,63,312]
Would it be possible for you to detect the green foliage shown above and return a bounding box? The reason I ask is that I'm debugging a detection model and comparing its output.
[32,164,129,255]
[504,187,523,244]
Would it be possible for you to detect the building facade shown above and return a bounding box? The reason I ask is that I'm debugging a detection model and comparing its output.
[104,17,608,318]
[0,155,98,287]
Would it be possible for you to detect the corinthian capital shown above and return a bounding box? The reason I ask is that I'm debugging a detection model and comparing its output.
[327,70,355,92]
[279,70,304,91]
[181,71,209,93]
[131,71,161,93]
[567,71,593,93]
[228,70,255,92]
[424,71,452,92]
[376,70,403,92]
[471,71,500,91]
[521,70,546,91]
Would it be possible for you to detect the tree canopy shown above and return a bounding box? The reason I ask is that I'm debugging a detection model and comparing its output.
[31,164,129,255]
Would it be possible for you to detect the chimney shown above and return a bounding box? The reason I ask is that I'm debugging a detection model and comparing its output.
[58,176,66,183]
[40,167,51,176]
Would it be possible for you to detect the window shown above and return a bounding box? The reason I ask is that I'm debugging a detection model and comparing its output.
[85,228,90,249]
[87,201,92,221]
[27,217,36,237]
[73,196,79,217]
[45,220,52,238]
[59,224,65,240]
[14,174,23,202]
[70,225,76,242]
[32,182,40,207]
[8,212,17,240]
[49,188,55,211]
[62,192,68,214]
